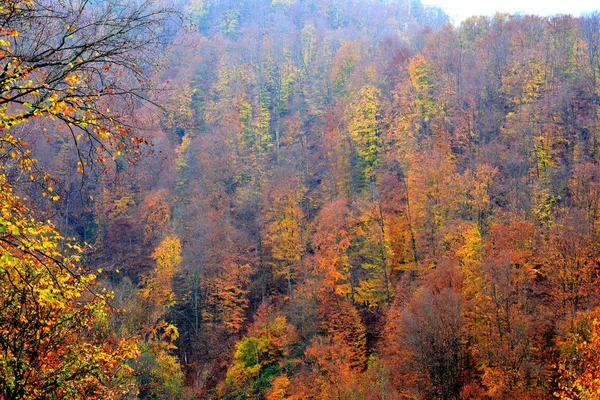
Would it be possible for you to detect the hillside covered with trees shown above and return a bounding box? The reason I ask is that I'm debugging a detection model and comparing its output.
[2,0,600,399]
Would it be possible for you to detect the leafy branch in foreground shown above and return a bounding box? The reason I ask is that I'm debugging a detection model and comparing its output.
[0,0,175,176]
[0,0,177,398]
[0,174,140,400]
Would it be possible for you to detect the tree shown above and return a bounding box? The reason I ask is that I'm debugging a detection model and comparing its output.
[312,199,355,297]
[466,222,544,398]
[262,171,305,299]
[542,223,598,319]
[556,309,600,400]
[0,175,139,399]
[0,0,173,175]
[383,260,466,399]
[316,291,367,369]
[0,0,174,397]
[347,84,381,185]
[140,235,182,318]
[140,189,171,244]
[221,305,297,399]
[407,54,438,135]
[406,148,467,266]
[134,235,185,400]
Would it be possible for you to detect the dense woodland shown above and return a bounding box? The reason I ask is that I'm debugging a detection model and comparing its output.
[2,0,600,399]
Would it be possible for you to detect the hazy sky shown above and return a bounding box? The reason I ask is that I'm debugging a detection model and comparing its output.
[421,0,599,24]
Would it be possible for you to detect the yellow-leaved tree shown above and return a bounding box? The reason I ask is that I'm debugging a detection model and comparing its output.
[556,309,600,399]
[136,235,185,400]
[0,175,140,399]
[347,84,381,184]
[0,0,173,398]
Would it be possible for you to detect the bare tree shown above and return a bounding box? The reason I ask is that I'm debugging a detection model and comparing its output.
[0,0,176,173]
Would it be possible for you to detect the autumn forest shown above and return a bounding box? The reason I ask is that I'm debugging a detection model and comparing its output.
[2,0,600,399]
